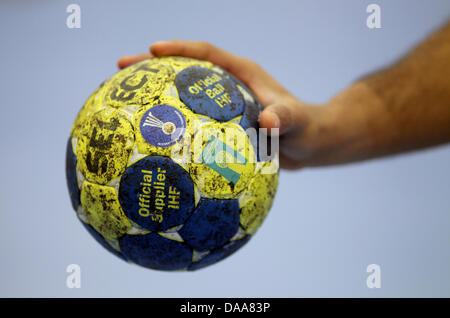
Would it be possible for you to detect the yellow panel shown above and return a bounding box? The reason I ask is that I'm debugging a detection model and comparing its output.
[190,122,256,199]
[76,107,134,184]
[80,181,132,240]
[71,82,106,139]
[104,59,175,108]
[239,162,279,234]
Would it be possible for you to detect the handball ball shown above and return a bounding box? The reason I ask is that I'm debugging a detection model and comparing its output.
[65,57,279,271]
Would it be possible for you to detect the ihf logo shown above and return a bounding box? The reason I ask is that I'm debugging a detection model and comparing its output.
[140,105,186,147]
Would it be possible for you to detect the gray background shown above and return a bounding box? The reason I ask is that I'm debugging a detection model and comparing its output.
[0,0,449,297]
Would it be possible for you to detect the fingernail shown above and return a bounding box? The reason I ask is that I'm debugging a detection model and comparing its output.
[270,112,280,128]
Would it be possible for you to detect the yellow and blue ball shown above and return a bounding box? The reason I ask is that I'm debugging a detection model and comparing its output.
[65,57,279,271]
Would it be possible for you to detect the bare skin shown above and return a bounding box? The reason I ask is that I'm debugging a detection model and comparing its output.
[118,21,450,170]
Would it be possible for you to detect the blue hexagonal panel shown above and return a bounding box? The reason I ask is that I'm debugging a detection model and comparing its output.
[66,138,80,211]
[175,67,245,121]
[179,198,240,251]
[119,232,192,271]
[118,156,195,232]
[188,236,251,271]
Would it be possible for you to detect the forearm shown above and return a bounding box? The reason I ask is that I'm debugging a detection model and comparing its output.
[319,21,450,165]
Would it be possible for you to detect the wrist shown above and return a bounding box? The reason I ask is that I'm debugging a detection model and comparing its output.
[320,82,387,164]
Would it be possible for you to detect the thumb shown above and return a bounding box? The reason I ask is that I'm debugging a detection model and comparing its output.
[259,103,296,136]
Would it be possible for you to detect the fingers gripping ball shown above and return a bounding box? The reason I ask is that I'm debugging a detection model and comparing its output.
[65,57,279,271]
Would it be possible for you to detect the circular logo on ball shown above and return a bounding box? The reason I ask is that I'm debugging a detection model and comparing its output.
[175,67,245,121]
[118,156,195,232]
[140,105,186,147]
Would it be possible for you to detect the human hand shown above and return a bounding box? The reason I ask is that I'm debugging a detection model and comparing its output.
[118,41,343,170]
